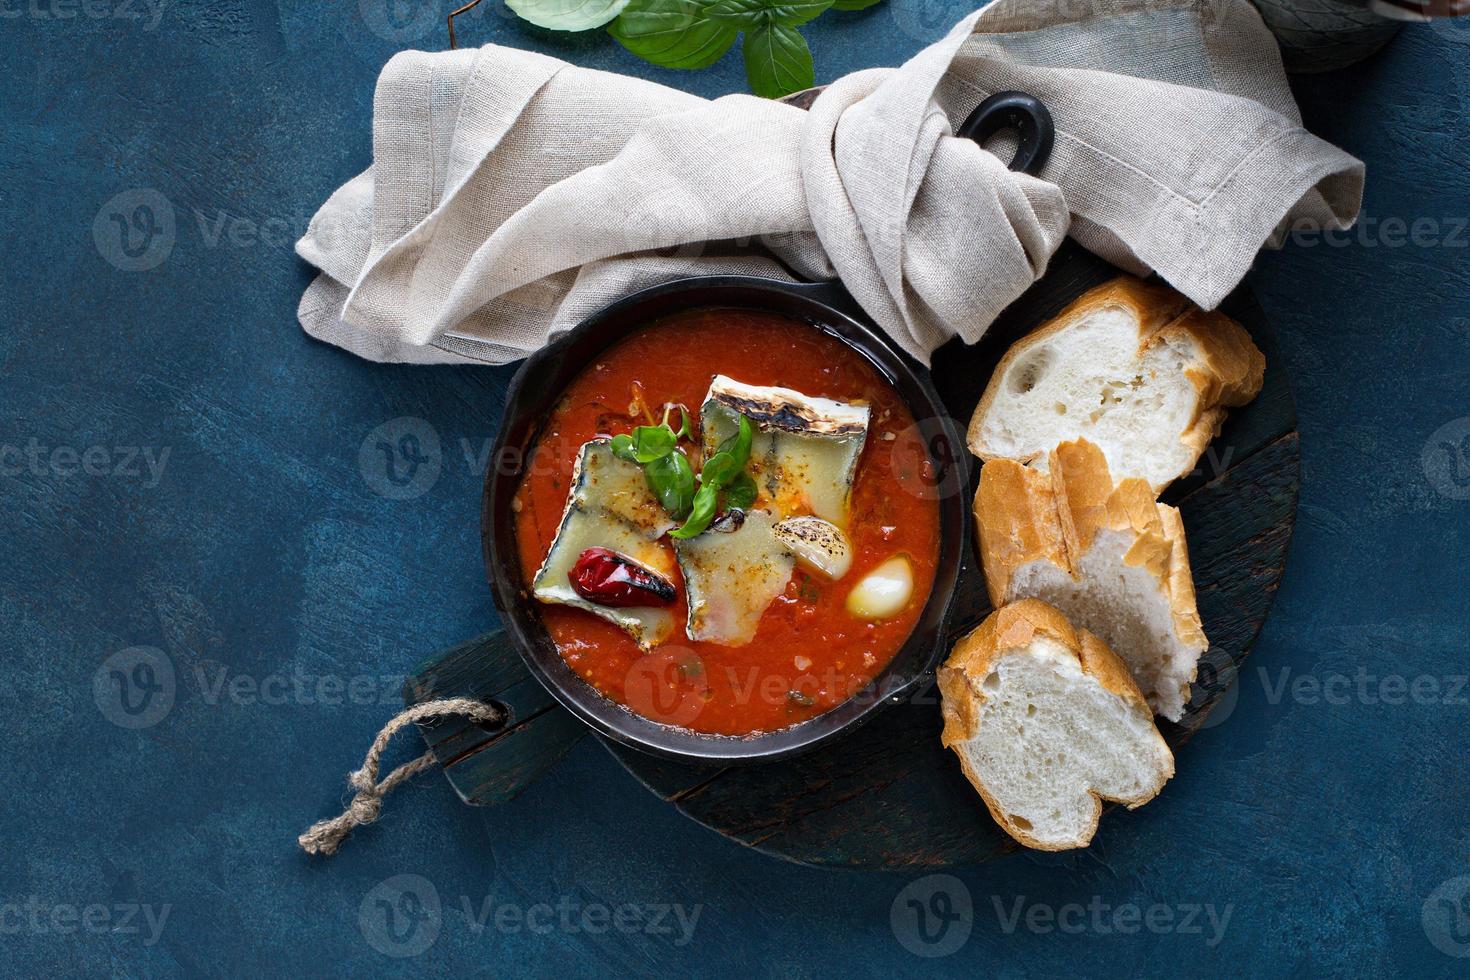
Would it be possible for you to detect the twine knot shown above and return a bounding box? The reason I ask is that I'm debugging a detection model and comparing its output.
[298,697,504,857]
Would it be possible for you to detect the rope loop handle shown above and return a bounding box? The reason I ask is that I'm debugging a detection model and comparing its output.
[298,697,504,856]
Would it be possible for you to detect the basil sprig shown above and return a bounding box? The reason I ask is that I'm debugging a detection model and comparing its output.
[611,407,690,465]
[644,450,695,518]
[670,414,754,539]
[507,0,885,100]
[610,408,756,539]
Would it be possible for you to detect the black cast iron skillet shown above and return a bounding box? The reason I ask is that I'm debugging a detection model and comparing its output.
[480,92,1053,764]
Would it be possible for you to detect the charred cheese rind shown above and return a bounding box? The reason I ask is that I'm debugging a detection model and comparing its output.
[700,376,869,527]
[673,509,795,646]
[531,439,676,649]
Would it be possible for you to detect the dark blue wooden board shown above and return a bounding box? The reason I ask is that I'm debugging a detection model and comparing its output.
[404,632,586,806]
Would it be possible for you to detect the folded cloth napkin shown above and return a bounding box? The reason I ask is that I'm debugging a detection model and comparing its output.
[297,0,1363,366]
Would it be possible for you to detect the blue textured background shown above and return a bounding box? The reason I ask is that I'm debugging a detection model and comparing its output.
[3,2,1468,976]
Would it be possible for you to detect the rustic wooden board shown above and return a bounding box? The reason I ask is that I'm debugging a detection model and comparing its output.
[403,235,1298,869]
[404,632,586,807]
[604,241,1299,867]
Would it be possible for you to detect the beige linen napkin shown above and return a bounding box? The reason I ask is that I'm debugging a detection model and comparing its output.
[297,0,1363,366]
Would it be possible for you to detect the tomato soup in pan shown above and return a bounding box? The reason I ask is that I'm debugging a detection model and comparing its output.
[513,309,941,736]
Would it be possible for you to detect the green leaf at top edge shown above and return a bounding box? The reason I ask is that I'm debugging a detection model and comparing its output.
[707,0,834,27]
[508,0,632,31]
[742,22,814,100]
[609,0,740,70]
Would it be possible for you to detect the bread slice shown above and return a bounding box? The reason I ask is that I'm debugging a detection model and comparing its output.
[939,599,1174,851]
[967,276,1265,491]
[976,439,1206,721]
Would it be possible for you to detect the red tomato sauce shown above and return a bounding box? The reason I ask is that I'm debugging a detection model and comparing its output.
[513,309,941,736]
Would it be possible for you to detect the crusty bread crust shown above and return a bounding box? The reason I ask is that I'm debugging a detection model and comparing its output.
[938,599,1173,851]
[975,440,1208,703]
[966,275,1265,492]
[975,458,1068,609]
[1169,307,1266,482]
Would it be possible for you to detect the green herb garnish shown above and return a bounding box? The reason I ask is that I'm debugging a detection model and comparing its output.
[716,412,754,469]
[669,415,755,539]
[629,424,677,463]
[645,449,695,519]
[725,471,758,510]
[505,0,884,100]
[670,481,721,539]
[613,408,757,539]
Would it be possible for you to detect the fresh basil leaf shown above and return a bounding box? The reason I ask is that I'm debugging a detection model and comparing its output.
[645,450,695,519]
[708,0,833,26]
[743,22,814,99]
[630,424,677,463]
[670,481,720,539]
[716,414,755,472]
[675,407,693,440]
[508,0,632,31]
[831,0,882,9]
[700,450,739,489]
[777,0,833,23]
[726,471,758,509]
[610,433,637,462]
[609,0,740,70]
[704,0,764,25]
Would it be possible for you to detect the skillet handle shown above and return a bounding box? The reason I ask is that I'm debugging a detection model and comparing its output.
[403,630,586,806]
[956,91,1055,176]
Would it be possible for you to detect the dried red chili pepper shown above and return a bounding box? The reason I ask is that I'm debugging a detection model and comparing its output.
[568,547,677,608]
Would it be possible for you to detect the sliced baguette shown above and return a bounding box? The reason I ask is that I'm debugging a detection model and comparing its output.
[938,599,1174,851]
[967,276,1265,492]
[977,439,1206,721]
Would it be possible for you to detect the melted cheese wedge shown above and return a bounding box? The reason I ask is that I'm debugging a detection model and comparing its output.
[672,378,872,645]
[700,375,870,526]
[673,509,795,646]
[531,439,677,649]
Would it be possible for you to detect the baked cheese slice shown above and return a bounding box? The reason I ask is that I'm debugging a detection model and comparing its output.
[674,378,871,645]
[673,509,795,646]
[700,375,869,527]
[531,439,677,649]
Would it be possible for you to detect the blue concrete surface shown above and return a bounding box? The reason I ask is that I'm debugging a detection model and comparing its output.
[2,3,1468,976]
